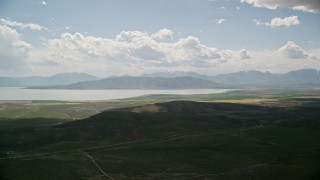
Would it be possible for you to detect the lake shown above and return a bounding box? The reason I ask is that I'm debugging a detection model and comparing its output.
[0,87,229,101]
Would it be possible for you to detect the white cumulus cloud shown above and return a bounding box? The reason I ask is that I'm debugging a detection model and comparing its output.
[3,27,317,76]
[241,0,320,13]
[0,25,32,70]
[278,41,308,59]
[254,16,300,28]
[237,49,251,59]
[269,16,300,27]
[30,29,252,72]
[215,19,226,25]
[7,28,317,76]
[0,18,47,31]
[40,1,47,5]
[151,28,173,40]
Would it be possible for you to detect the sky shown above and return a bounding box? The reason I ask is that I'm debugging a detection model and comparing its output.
[0,0,319,77]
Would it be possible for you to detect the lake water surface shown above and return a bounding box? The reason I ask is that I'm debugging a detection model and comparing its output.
[0,87,229,101]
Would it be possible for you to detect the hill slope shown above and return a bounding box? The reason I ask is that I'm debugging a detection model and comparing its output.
[0,100,319,179]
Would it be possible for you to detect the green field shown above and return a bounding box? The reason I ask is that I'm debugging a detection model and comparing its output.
[0,90,319,179]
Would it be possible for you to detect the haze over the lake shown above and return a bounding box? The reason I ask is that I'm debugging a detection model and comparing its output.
[0,0,319,77]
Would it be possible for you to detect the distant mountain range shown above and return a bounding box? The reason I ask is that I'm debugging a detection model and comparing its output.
[0,72,99,87]
[141,71,207,79]
[141,69,320,88]
[30,76,226,89]
[1,69,319,89]
[210,69,320,87]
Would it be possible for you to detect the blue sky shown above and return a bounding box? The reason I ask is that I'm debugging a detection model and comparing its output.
[0,0,319,76]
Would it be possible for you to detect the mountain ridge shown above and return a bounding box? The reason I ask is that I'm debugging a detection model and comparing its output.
[141,68,320,88]
[2,68,319,89]
[30,76,228,89]
[0,72,99,87]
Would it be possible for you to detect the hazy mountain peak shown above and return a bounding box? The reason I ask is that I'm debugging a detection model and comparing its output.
[141,71,203,78]
[49,72,97,78]
[286,68,318,75]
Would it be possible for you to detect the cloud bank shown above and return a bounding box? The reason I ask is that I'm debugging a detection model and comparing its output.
[0,25,319,76]
[241,0,320,13]
[40,29,249,69]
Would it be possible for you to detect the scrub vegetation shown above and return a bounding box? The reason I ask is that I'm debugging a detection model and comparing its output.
[0,90,319,179]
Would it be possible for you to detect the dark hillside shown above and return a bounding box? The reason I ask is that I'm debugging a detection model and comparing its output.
[0,101,319,179]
